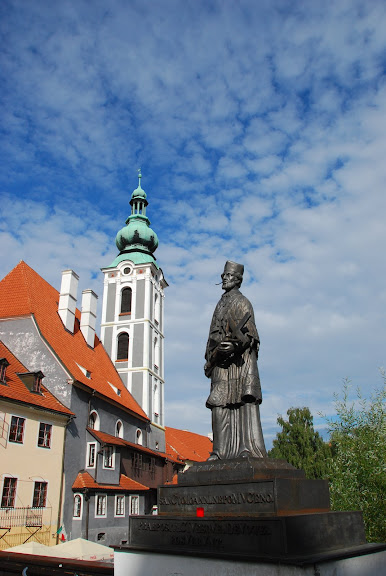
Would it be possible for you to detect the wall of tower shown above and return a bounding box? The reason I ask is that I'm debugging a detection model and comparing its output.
[100,260,166,443]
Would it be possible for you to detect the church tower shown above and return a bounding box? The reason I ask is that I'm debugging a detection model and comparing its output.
[101,172,167,450]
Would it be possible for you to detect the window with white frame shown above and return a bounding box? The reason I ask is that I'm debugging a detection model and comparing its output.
[95,494,107,517]
[136,429,142,445]
[38,422,52,448]
[103,446,114,469]
[129,495,139,515]
[115,495,125,516]
[1,477,17,508]
[87,442,97,468]
[115,420,123,438]
[88,410,100,431]
[73,494,83,518]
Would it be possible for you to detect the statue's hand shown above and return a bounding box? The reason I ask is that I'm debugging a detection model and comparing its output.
[217,341,235,356]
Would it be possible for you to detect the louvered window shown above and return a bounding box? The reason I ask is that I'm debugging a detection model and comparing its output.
[121,288,132,314]
[117,333,129,360]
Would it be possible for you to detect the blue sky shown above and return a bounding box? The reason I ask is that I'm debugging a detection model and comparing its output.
[1,0,386,447]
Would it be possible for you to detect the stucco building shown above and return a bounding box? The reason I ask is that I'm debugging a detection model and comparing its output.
[0,342,73,549]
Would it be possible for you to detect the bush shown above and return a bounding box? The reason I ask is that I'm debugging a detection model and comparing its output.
[325,377,386,542]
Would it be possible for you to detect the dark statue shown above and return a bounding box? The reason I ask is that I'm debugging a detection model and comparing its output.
[205,261,267,460]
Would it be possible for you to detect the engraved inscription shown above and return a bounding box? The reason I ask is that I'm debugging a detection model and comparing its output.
[131,517,284,556]
[192,460,251,473]
[159,491,274,507]
[138,520,273,536]
[137,519,273,549]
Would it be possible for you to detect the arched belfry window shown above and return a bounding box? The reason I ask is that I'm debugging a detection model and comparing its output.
[117,333,129,360]
[121,287,132,314]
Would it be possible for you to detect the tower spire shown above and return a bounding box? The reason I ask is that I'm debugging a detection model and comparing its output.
[109,172,159,268]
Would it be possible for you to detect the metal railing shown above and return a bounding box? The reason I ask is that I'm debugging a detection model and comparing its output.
[0,507,48,528]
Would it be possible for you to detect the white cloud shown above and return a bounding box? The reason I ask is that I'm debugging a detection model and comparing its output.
[1,0,386,448]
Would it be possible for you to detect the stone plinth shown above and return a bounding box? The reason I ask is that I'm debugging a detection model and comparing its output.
[128,511,366,559]
[158,458,330,517]
[118,457,381,569]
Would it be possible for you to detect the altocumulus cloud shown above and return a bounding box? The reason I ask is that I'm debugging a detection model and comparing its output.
[0,0,386,445]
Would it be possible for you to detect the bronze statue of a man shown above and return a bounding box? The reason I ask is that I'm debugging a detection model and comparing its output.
[205,261,267,460]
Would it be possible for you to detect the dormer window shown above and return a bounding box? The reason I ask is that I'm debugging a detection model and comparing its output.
[17,371,44,394]
[0,358,9,384]
[32,372,43,393]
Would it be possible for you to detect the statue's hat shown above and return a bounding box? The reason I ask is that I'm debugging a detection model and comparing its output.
[223,260,244,276]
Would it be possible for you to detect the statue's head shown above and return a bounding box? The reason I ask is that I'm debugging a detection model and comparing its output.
[221,260,244,291]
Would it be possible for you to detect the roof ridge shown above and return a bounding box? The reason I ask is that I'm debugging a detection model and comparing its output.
[19,261,34,312]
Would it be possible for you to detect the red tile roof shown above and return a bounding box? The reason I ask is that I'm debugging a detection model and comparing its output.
[165,427,212,462]
[87,428,182,464]
[72,471,149,492]
[0,262,148,421]
[0,341,74,416]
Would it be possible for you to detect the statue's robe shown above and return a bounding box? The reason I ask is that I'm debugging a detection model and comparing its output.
[205,287,266,459]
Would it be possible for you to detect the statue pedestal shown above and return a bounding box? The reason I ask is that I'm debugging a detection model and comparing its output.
[115,458,386,575]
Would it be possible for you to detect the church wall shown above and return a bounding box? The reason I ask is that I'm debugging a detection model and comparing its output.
[159,293,163,331]
[102,325,113,357]
[0,317,72,408]
[131,372,143,408]
[135,279,145,318]
[118,371,128,388]
[132,324,144,366]
[148,422,166,452]
[106,283,116,322]
[149,326,153,368]
[149,281,153,321]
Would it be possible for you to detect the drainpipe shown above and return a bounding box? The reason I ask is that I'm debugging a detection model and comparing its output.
[84,489,90,540]
[56,415,74,544]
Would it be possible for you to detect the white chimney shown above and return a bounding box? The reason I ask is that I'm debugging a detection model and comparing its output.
[80,289,98,348]
[58,270,79,333]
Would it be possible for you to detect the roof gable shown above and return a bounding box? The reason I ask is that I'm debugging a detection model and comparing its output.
[0,341,73,416]
[0,261,148,421]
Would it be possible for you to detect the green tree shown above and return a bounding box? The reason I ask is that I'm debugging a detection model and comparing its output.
[268,407,332,479]
[325,378,386,543]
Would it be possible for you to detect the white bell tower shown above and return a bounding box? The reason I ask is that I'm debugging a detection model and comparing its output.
[100,172,168,450]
